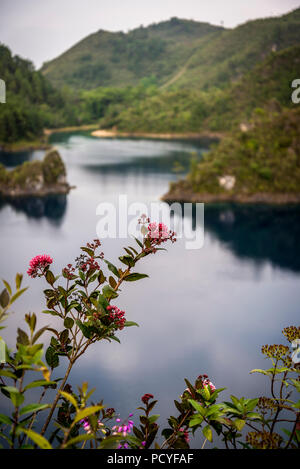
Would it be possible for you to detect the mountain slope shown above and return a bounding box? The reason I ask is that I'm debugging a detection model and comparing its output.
[87,44,300,134]
[173,8,300,89]
[41,9,300,92]
[0,44,77,144]
[41,18,223,89]
[163,106,300,203]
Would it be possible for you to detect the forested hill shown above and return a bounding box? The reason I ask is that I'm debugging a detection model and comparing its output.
[0,44,76,144]
[41,18,224,89]
[41,9,300,91]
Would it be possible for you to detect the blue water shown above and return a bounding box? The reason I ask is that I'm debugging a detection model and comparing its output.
[0,133,299,448]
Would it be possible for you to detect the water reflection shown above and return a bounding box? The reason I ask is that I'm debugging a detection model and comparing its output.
[0,194,67,220]
[202,203,300,273]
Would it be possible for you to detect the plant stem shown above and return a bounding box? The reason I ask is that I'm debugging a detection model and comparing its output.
[40,359,74,436]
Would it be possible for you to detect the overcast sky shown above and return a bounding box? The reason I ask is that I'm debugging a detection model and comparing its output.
[1,0,300,69]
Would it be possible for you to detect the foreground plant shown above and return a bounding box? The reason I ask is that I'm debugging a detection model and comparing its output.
[0,223,299,449]
[0,220,177,448]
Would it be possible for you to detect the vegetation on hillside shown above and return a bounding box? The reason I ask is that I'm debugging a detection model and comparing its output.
[41,18,223,89]
[0,45,78,144]
[164,106,300,200]
[41,10,300,92]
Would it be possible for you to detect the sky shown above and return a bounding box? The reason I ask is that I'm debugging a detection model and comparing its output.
[1,0,300,69]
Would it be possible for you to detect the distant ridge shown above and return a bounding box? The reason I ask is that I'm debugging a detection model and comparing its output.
[41,9,300,91]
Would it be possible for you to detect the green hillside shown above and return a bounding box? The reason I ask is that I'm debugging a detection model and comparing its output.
[41,18,223,90]
[41,9,300,91]
[85,44,300,134]
[173,8,300,90]
[0,44,77,145]
[163,106,300,202]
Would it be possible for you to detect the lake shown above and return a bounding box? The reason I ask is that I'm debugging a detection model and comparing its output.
[0,132,299,447]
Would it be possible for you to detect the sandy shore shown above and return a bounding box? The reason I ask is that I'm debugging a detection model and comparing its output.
[91,129,223,140]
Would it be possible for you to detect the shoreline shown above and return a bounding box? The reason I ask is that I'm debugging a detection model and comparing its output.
[162,189,300,205]
[0,184,74,198]
[0,125,99,153]
[91,129,224,140]
[44,124,99,136]
[0,141,51,153]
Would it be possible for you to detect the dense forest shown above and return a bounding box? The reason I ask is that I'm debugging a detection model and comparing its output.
[0,45,79,144]
[163,105,300,201]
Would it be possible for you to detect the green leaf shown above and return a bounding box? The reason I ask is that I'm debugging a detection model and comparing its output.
[64,317,74,329]
[102,285,118,300]
[188,399,206,416]
[109,276,117,289]
[32,326,49,344]
[109,335,121,344]
[17,328,30,346]
[123,273,149,282]
[75,320,93,339]
[15,273,23,290]
[0,289,9,308]
[0,370,17,379]
[21,429,52,449]
[24,380,56,391]
[45,270,55,286]
[45,346,59,369]
[98,435,124,449]
[2,280,12,296]
[60,329,69,344]
[59,391,78,410]
[119,255,135,268]
[234,419,246,431]
[250,369,271,376]
[148,414,160,424]
[124,321,139,327]
[81,247,94,257]
[104,260,120,278]
[134,236,143,248]
[20,403,50,416]
[189,415,203,427]
[73,405,103,424]
[3,387,24,407]
[0,413,12,425]
[65,434,94,448]
[202,425,213,442]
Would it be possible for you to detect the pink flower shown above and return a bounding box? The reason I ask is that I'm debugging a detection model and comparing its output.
[148,222,169,240]
[27,254,53,278]
[106,305,126,330]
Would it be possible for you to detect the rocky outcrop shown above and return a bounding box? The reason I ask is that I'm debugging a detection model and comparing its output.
[0,148,72,197]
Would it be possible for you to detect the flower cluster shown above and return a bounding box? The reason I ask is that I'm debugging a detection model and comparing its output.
[146,222,176,246]
[112,414,134,437]
[179,427,190,444]
[81,418,106,435]
[106,305,126,330]
[86,239,102,251]
[81,257,101,272]
[63,263,76,280]
[27,254,53,278]
[141,393,154,405]
[137,217,176,253]
[261,344,290,361]
[283,326,300,343]
[257,396,277,413]
[246,431,282,449]
[196,374,216,393]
